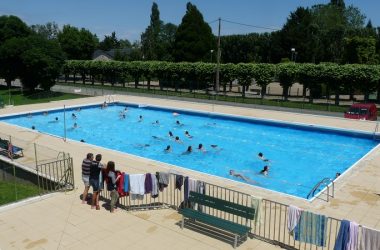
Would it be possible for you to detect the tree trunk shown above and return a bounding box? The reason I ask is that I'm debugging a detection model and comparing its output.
[73,73,76,84]
[175,80,178,92]
[364,91,369,103]
[147,78,151,90]
[5,78,12,88]
[91,75,95,85]
[309,88,313,104]
[65,74,68,83]
[302,85,307,98]
[334,92,340,106]
[134,77,138,88]
[242,85,246,98]
[229,81,233,92]
[159,80,163,91]
[261,84,267,99]
[283,86,289,101]
[223,82,226,93]
[82,73,85,84]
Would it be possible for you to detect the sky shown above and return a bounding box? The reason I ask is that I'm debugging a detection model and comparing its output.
[1,0,379,42]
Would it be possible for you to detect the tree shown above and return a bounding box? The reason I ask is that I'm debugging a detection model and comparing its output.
[344,36,378,64]
[160,23,177,61]
[174,2,214,62]
[0,15,31,44]
[252,64,276,98]
[277,63,299,101]
[141,2,163,60]
[330,0,345,9]
[0,15,31,87]
[19,36,65,90]
[31,22,59,40]
[99,31,121,51]
[57,25,98,60]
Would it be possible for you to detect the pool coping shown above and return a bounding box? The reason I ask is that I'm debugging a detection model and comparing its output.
[1,100,378,202]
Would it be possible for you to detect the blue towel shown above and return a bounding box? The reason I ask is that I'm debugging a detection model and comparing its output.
[333,220,350,250]
[124,173,129,192]
[184,177,189,201]
[294,211,327,247]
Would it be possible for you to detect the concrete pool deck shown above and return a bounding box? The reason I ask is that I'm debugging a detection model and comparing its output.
[0,95,379,249]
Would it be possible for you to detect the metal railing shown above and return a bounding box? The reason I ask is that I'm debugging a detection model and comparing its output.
[374,122,380,140]
[307,178,335,202]
[100,173,346,250]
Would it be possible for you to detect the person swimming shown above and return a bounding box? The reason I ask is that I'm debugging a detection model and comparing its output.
[258,152,270,162]
[185,131,193,138]
[73,123,78,129]
[80,139,85,142]
[175,136,183,143]
[173,112,180,116]
[229,170,249,182]
[76,108,81,112]
[176,120,184,126]
[182,146,192,155]
[120,113,126,119]
[260,166,269,176]
[101,101,108,109]
[134,143,150,149]
[48,117,59,123]
[152,120,159,125]
[198,143,206,152]
[164,145,172,153]
[43,111,48,116]
[138,115,143,122]
[72,113,77,119]
[168,131,174,137]
[31,125,35,130]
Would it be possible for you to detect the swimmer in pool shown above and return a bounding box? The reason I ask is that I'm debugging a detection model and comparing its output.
[185,131,193,138]
[76,108,81,112]
[164,145,172,153]
[258,152,270,162]
[260,166,269,176]
[43,111,48,116]
[48,117,59,123]
[138,115,143,122]
[229,170,258,184]
[182,146,192,155]
[174,136,183,143]
[168,131,174,138]
[176,120,184,126]
[72,113,77,119]
[73,123,78,129]
[198,143,206,153]
[152,120,159,125]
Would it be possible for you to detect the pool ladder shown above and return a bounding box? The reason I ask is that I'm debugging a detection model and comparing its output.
[307,178,334,202]
[104,95,115,104]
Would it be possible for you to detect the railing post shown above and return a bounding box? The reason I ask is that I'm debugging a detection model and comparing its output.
[34,143,41,195]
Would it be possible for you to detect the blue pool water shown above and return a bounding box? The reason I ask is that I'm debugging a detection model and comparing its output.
[1,103,378,199]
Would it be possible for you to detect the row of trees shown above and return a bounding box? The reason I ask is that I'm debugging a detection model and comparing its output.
[63,60,380,105]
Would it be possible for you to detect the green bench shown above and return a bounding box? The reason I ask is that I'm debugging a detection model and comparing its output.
[180,191,255,248]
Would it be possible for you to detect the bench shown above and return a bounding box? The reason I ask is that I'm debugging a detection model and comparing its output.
[180,191,255,248]
[0,139,24,158]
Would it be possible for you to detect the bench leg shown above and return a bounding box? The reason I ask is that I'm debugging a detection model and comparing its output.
[234,235,238,248]
[181,215,184,229]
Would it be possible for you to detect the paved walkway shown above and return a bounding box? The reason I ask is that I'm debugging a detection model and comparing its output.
[0,94,379,249]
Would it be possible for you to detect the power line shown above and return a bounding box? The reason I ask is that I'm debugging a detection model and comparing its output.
[207,19,219,25]
[221,18,279,31]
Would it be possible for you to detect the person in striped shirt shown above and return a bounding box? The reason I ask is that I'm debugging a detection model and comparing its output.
[81,153,93,204]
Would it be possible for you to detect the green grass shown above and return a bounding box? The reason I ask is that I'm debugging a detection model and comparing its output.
[0,181,40,205]
[0,86,85,106]
[58,82,349,113]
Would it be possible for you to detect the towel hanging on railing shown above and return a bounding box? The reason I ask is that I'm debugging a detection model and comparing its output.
[294,211,327,247]
[287,205,303,233]
[359,226,380,250]
[251,196,263,227]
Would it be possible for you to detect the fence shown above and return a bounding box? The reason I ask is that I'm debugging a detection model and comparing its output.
[100,173,347,250]
[0,131,74,206]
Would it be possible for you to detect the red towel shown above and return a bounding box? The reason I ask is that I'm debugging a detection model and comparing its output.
[117,171,127,197]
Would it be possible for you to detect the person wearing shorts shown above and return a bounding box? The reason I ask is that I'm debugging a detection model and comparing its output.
[81,153,93,204]
[89,154,105,210]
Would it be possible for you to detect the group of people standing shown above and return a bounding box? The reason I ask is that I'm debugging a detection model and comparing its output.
[81,153,120,213]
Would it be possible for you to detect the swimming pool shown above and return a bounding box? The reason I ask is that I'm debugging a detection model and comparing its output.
[1,103,378,199]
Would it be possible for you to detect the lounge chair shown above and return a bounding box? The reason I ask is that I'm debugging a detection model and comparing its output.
[0,138,24,158]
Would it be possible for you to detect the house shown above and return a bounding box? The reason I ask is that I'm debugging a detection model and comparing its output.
[92,48,132,61]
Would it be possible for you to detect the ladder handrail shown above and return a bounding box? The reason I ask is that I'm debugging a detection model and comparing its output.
[307,177,334,200]
[373,122,379,140]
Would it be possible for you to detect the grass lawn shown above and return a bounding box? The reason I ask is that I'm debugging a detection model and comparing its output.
[0,181,40,205]
[0,86,85,106]
[58,82,349,113]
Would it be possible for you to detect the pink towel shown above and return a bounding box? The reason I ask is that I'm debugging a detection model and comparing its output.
[346,221,359,250]
[287,205,302,232]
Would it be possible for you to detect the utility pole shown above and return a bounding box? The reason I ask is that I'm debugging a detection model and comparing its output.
[215,17,221,93]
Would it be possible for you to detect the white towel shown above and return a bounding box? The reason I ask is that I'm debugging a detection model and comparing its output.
[346,221,359,250]
[188,178,197,194]
[129,174,145,195]
[151,174,159,197]
[359,226,380,250]
[287,205,302,233]
[251,195,263,227]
